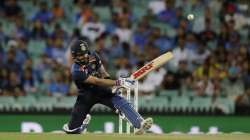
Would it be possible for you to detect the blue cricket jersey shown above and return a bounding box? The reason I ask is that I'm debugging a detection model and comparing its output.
[71,51,103,93]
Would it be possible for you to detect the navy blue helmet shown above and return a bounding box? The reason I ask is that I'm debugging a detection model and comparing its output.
[70,39,90,65]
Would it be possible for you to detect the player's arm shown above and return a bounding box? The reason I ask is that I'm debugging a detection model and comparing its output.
[73,66,134,88]
[98,64,111,79]
[84,76,116,87]
[73,68,116,87]
[85,76,135,89]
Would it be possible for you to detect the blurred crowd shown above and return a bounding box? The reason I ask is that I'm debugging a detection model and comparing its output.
[0,0,250,106]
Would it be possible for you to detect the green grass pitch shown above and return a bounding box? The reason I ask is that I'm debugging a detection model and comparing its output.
[0,133,250,140]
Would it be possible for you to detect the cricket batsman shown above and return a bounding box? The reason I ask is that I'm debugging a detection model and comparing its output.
[63,39,153,134]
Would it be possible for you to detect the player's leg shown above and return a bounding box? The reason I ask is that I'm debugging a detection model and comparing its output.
[110,94,153,134]
[63,94,95,134]
[111,95,146,127]
[99,93,117,112]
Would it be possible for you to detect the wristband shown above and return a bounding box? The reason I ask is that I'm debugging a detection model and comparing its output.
[115,80,121,86]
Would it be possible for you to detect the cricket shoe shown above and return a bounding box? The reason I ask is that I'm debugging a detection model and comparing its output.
[63,114,91,134]
[134,117,153,135]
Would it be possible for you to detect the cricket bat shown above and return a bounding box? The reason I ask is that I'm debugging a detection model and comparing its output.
[130,52,173,80]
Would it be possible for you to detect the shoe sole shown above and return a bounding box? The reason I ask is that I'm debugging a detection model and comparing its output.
[135,118,153,135]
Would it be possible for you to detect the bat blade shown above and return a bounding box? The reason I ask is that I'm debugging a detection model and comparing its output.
[130,52,173,80]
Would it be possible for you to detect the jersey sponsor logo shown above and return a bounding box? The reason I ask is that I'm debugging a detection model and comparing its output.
[132,62,154,79]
